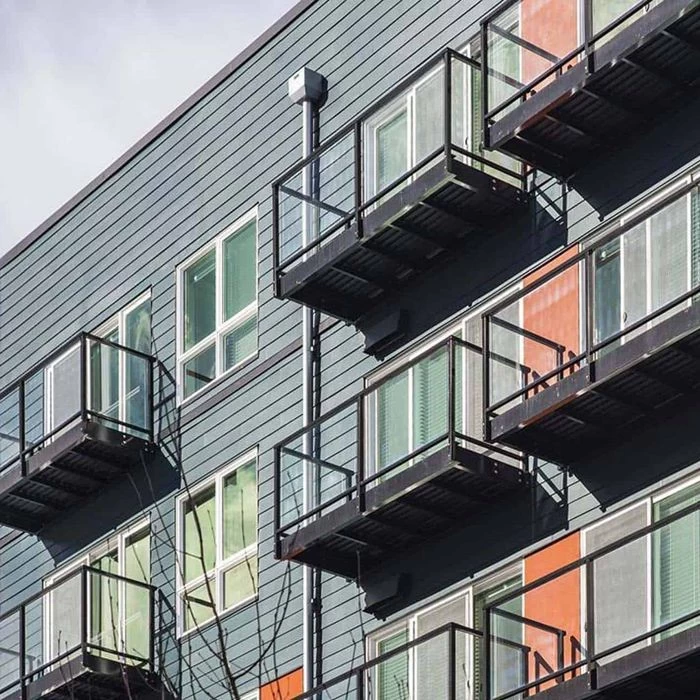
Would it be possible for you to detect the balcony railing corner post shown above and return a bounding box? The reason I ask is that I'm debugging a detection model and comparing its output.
[80,565,89,659]
[482,314,492,442]
[80,333,88,423]
[354,120,364,239]
[149,585,156,673]
[356,666,365,700]
[448,337,456,459]
[272,182,281,295]
[585,249,595,376]
[444,50,453,169]
[19,604,27,700]
[148,358,155,443]
[357,398,366,513]
[585,558,596,685]
[583,0,594,74]
[483,605,492,700]
[274,446,282,559]
[480,20,490,149]
[18,379,26,477]
[448,623,457,700]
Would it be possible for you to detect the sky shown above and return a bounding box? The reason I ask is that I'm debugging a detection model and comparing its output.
[0,0,299,258]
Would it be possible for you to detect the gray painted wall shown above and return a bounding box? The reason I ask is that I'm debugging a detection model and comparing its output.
[1,0,700,698]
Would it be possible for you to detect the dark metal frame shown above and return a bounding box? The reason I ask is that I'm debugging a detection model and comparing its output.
[480,0,694,136]
[274,335,527,559]
[0,331,156,480]
[271,46,528,292]
[483,498,700,700]
[0,564,157,700]
[482,179,700,427]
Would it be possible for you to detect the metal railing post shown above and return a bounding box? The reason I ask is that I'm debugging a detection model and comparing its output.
[18,380,26,478]
[19,605,27,700]
[585,559,597,689]
[272,182,281,295]
[583,0,594,74]
[354,120,363,238]
[585,249,595,380]
[80,333,88,423]
[274,446,282,559]
[356,667,365,700]
[483,607,492,700]
[481,20,490,148]
[444,50,453,169]
[448,338,456,459]
[482,314,492,442]
[357,398,366,514]
[448,624,457,700]
[149,585,156,673]
[80,566,88,659]
[148,358,155,443]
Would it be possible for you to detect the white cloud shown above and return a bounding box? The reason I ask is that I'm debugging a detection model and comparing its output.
[0,0,299,257]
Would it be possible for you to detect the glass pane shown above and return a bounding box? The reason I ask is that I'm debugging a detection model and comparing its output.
[594,240,621,345]
[412,346,448,456]
[125,298,152,431]
[587,503,649,662]
[223,555,258,609]
[48,345,81,435]
[0,389,20,470]
[653,483,700,640]
[487,5,520,118]
[375,372,409,473]
[622,223,647,334]
[376,628,409,700]
[223,315,257,372]
[183,343,216,399]
[223,221,256,321]
[414,69,444,165]
[183,249,216,351]
[183,580,215,632]
[223,461,257,558]
[124,529,151,662]
[592,0,640,40]
[50,571,81,660]
[183,485,216,584]
[376,108,408,194]
[90,331,120,425]
[91,551,120,656]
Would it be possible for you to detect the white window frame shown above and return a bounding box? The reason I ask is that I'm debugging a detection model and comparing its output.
[176,208,259,404]
[367,564,522,700]
[175,449,258,638]
[44,519,151,663]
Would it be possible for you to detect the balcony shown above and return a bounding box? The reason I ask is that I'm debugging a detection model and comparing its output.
[0,333,155,532]
[272,48,528,323]
[483,181,700,465]
[274,336,530,579]
[485,501,700,700]
[292,623,485,700]
[482,0,700,176]
[0,565,164,700]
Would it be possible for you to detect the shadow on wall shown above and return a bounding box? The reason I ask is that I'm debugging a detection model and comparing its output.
[362,465,568,619]
[359,182,568,357]
[573,91,700,219]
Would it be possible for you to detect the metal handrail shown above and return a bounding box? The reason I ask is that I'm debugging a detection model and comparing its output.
[481,0,673,123]
[0,332,156,478]
[484,499,700,700]
[272,45,528,278]
[0,565,157,696]
[274,336,528,550]
[483,180,700,418]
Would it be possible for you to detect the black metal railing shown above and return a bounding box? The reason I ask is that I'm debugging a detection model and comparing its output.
[274,336,527,554]
[0,565,157,699]
[272,46,527,284]
[482,180,700,421]
[292,623,486,700]
[484,499,700,700]
[0,332,156,479]
[481,0,682,131]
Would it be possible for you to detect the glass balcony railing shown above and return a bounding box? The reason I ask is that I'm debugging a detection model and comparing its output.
[0,566,157,700]
[485,500,700,700]
[0,332,155,480]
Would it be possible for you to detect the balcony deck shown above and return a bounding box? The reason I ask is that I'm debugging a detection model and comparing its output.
[489,302,700,465]
[278,157,526,322]
[487,0,700,176]
[0,419,153,533]
[279,442,529,579]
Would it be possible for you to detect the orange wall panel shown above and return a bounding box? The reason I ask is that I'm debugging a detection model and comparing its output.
[521,0,579,86]
[261,668,303,700]
[523,247,580,386]
[524,532,581,690]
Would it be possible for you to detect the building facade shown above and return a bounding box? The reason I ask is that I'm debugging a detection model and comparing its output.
[1,1,700,699]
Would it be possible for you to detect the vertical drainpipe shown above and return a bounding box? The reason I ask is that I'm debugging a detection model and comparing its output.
[287,67,327,696]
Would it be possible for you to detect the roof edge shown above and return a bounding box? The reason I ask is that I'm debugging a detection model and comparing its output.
[0,0,317,271]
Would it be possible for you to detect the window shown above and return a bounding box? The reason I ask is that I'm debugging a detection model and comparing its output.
[592,186,700,347]
[45,522,151,665]
[177,451,258,635]
[582,476,700,664]
[368,568,522,700]
[177,210,258,401]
